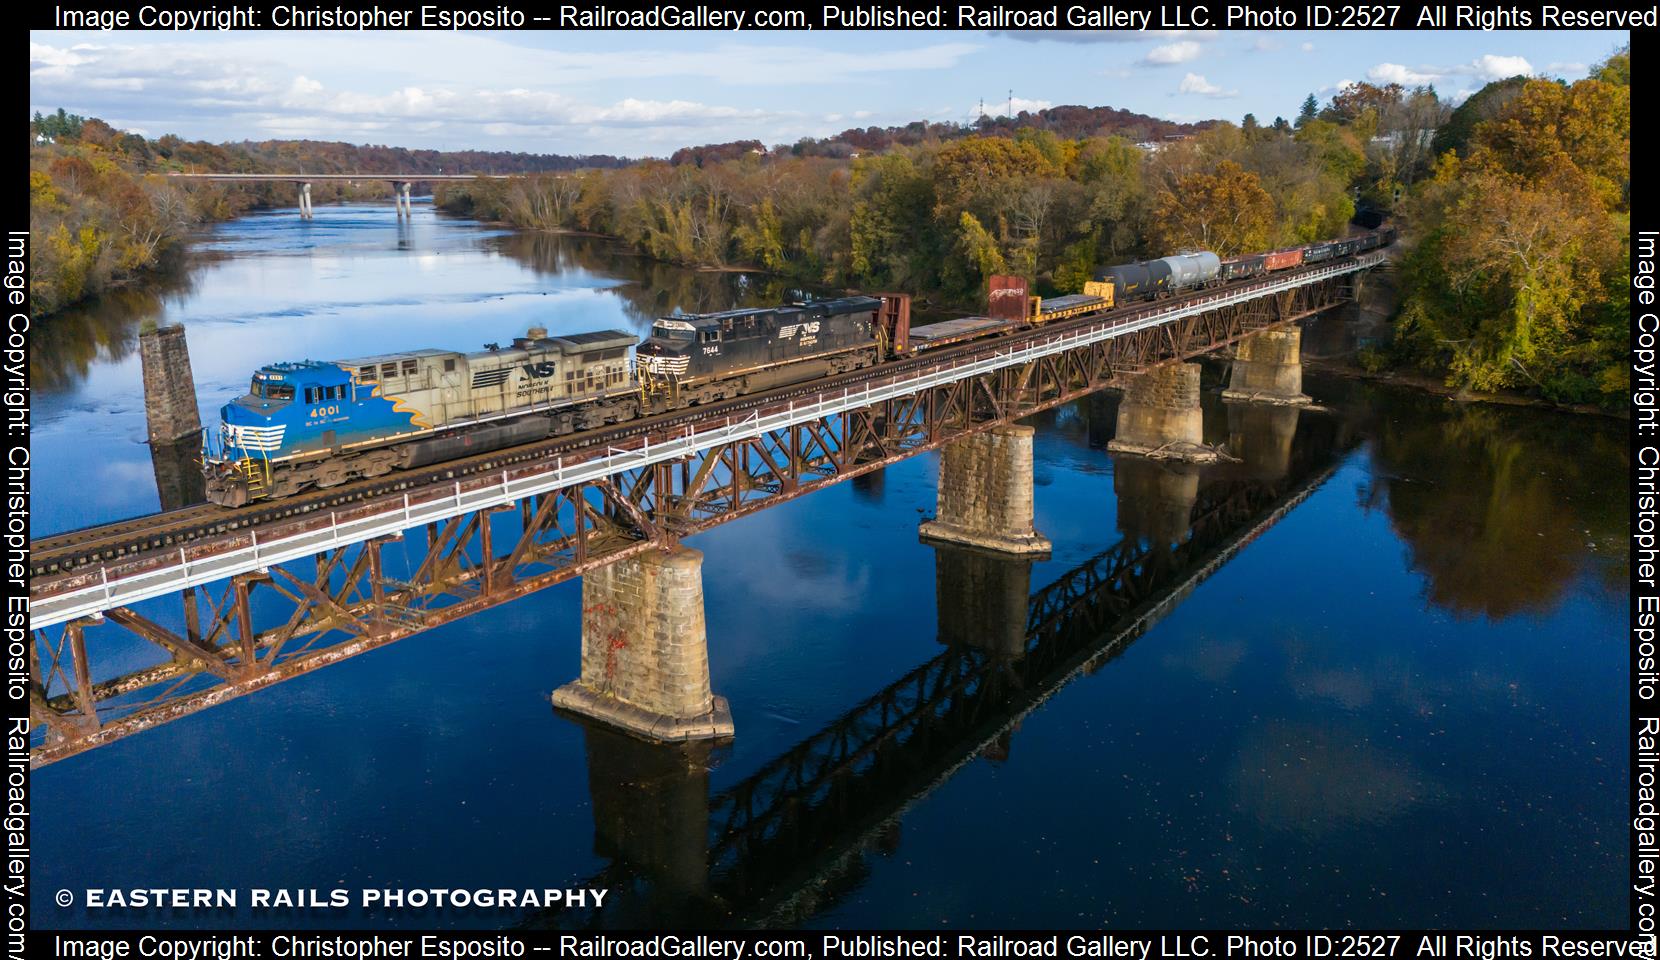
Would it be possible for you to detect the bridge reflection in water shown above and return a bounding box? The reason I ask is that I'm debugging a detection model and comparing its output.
[531,408,1346,929]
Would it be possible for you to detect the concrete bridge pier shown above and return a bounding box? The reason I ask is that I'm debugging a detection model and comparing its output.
[1108,362,1221,463]
[553,546,735,742]
[1222,328,1311,405]
[920,424,1052,556]
[394,181,413,219]
[931,544,1033,660]
[298,182,313,220]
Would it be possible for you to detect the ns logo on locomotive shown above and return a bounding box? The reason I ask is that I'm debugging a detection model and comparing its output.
[201,227,1393,507]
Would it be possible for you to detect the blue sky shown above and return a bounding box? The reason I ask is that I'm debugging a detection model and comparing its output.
[29,29,1627,156]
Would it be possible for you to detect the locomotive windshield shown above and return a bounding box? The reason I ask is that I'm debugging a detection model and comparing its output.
[250,378,295,401]
[651,319,696,340]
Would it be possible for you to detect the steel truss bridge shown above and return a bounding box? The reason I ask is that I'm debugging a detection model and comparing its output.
[538,427,1349,927]
[28,254,1381,766]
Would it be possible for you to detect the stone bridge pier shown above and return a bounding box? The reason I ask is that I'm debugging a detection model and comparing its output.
[1222,327,1311,405]
[553,546,735,742]
[140,322,204,512]
[920,424,1052,556]
[1108,362,1220,463]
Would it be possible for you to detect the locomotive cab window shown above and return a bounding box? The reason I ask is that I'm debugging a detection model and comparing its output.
[358,366,376,382]
[700,329,719,343]
[444,359,456,373]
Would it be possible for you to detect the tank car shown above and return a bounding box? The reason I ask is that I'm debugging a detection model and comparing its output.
[1087,251,1221,304]
[203,326,638,505]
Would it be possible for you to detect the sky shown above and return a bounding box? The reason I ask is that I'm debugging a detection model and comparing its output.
[28,29,1628,157]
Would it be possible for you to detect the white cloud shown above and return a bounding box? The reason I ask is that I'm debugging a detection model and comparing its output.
[1178,73,1238,98]
[29,34,992,153]
[1546,61,1588,76]
[1471,54,1533,80]
[1301,42,1316,52]
[1363,53,1534,90]
[1143,40,1203,65]
[1368,63,1439,85]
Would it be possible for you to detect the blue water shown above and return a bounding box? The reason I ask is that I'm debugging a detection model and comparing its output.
[31,201,1631,928]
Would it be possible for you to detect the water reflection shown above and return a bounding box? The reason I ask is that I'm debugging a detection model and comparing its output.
[532,426,1349,929]
[1337,384,1629,619]
[33,271,199,392]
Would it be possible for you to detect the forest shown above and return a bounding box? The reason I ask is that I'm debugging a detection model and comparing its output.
[29,44,1630,408]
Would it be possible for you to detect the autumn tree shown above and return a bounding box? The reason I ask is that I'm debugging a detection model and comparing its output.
[1147,160,1274,255]
[1394,56,1631,407]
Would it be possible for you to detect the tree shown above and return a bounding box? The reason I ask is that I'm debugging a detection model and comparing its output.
[1147,160,1274,255]
[1296,94,1319,127]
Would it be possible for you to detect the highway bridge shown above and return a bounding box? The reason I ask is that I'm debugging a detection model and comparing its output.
[27,252,1383,766]
[165,172,509,218]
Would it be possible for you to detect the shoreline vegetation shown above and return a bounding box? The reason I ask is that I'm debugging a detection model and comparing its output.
[31,47,1628,411]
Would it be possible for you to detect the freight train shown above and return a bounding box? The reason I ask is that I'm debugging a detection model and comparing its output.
[202,226,1394,506]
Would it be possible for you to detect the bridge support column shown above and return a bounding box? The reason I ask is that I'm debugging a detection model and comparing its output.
[1221,328,1311,405]
[1108,362,1220,462]
[298,182,312,219]
[393,181,411,219]
[919,424,1051,556]
[553,546,734,742]
[138,322,201,445]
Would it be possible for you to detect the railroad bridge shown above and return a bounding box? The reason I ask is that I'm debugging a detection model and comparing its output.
[27,253,1383,767]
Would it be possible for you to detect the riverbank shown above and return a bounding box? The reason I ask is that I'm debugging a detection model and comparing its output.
[1305,356,1626,419]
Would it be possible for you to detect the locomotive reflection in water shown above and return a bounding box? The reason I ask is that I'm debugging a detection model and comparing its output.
[200,227,1395,507]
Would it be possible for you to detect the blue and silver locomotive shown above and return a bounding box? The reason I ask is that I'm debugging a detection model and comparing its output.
[204,326,637,505]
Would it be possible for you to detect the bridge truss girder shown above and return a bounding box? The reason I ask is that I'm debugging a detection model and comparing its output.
[30,275,1350,766]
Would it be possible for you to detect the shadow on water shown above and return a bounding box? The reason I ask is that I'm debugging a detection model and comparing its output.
[526,417,1351,930]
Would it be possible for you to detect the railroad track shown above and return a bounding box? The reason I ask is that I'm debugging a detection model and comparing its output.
[29,263,1347,579]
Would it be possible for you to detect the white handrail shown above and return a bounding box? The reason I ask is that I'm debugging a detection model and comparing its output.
[30,257,1379,629]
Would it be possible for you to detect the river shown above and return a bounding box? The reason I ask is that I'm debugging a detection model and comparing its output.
[30,201,1631,928]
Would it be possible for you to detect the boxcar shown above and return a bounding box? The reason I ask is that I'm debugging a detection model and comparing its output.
[1264,248,1305,271]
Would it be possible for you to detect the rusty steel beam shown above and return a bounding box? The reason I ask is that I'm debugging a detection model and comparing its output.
[30,276,1355,766]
